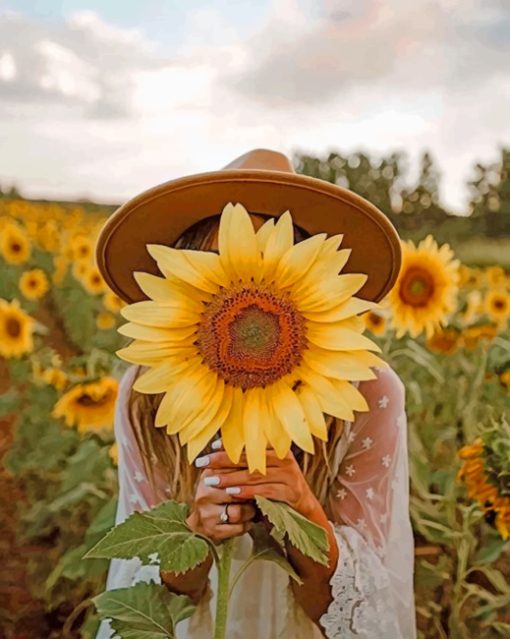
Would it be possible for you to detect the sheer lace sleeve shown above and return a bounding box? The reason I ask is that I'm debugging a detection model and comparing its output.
[94,365,170,639]
[318,365,417,639]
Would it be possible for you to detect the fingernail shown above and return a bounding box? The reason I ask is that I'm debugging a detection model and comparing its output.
[204,475,220,486]
[195,455,210,468]
[211,438,223,450]
[225,486,241,494]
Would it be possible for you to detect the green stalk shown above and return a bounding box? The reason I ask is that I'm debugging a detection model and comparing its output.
[213,538,235,639]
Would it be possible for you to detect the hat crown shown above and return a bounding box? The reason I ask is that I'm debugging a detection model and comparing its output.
[222,148,295,173]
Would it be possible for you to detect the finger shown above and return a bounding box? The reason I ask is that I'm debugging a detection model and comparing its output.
[220,482,290,502]
[215,503,256,525]
[202,468,286,489]
[212,521,253,542]
[195,448,291,471]
[197,485,255,505]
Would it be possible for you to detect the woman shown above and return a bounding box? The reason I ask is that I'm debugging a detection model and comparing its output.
[94,149,417,638]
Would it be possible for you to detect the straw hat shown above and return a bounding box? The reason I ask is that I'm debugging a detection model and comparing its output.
[95,148,401,304]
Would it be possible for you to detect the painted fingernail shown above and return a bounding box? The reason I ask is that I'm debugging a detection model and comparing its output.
[195,455,210,468]
[204,475,220,486]
[225,486,241,494]
[211,438,223,450]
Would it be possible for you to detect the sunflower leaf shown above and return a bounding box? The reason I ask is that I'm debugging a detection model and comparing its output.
[93,582,196,638]
[248,523,303,585]
[85,501,210,573]
[254,496,330,566]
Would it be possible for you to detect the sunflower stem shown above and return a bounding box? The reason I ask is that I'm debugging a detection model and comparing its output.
[213,537,235,639]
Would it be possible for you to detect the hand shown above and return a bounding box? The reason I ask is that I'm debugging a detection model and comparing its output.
[195,440,321,520]
[186,449,257,545]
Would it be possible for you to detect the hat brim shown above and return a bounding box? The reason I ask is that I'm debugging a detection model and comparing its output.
[95,169,402,304]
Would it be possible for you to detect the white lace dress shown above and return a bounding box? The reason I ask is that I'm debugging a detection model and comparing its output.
[95,364,417,639]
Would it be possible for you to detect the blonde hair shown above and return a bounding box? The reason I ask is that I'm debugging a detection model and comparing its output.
[125,214,346,518]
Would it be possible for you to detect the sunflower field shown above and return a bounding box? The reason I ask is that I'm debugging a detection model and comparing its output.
[1,194,510,639]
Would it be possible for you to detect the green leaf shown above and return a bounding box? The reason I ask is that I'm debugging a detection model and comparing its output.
[474,537,508,564]
[254,496,330,566]
[0,388,21,417]
[85,501,210,573]
[93,582,196,639]
[248,523,303,585]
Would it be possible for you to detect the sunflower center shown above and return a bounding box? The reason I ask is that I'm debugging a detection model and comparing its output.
[6,317,21,337]
[196,285,306,389]
[10,242,21,253]
[76,389,113,406]
[400,267,435,307]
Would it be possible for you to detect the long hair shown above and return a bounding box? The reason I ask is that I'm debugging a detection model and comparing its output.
[126,214,347,518]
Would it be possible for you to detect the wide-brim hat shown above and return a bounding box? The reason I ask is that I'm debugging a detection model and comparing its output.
[95,148,402,304]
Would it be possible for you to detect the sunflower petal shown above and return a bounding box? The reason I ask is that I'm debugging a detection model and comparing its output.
[221,387,245,463]
[292,248,351,296]
[330,378,370,412]
[275,233,327,288]
[303,348,379,381]
[306,325,382,352]
[296,385,328,441]
[256,218,275,253]
[185,385,233,463]
[117,322,196,343]
[243,388,268,474]
[299,367,355,421]
[116,341,196,366]
[261,390,291,459]
[132,359,193,393]
[218,202,259,282]
[296,274,368,312]
[271,381,314,454]
[132,271,205,311]
[303,297,378,323]
[120,300,199,328]
[262,211,293,277]
[146,244,219,294]
[178,377,226,443]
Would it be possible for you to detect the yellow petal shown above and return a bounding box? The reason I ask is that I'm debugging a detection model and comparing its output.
[218,202,260,282]
[181,250,230,288]
[185,385,233,463]
[132,271,205,311]
[163,364,216,428]
[117,322,196,343]
[178,377,227,443]
[221,386,246,463]
[297,274,368,312]
[296,385,328,441]
[116,341,196,366]
[261,390,291,459]
[157,366,218,429]
[292,248,352,296]
[271,381,314,454]
[132,359,194,393]
[261,211,293,277]
[146,244,219,294]
[299,367,355,421]
[303,348,381,381]
[275,233,327,289]
[243,388,268,474]
[303,297,378,323]
[306,325,382,352]
[120,300,200,328]
[256,218,275,253]
[330,378,370,412]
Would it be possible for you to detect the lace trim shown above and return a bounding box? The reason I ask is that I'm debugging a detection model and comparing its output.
[318,523,402,638]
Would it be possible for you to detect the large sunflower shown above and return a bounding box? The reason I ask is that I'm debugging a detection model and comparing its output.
[0,298,35,358]
[52,377,118,432]
[386,234,460,338]
[116,203,387,473]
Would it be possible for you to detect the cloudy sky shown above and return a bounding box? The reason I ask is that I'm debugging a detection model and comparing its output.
[0,0,509,214]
